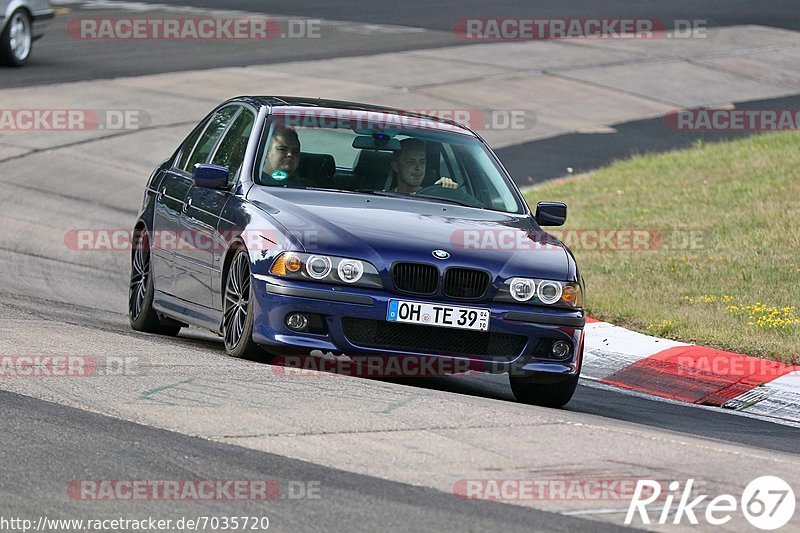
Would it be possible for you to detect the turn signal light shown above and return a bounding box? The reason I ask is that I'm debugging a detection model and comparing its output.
[270,254,286,276]
[285,254,302,272]
[561,285,581,307]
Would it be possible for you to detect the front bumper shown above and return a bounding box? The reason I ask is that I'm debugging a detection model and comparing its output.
[251,275,584,378]
[31,9,55,40]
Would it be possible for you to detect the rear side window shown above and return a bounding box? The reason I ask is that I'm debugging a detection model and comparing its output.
[179,106,238,173]
[210,109,256,179]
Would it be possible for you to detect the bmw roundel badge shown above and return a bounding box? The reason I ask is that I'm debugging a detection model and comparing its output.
[432,249,450,260]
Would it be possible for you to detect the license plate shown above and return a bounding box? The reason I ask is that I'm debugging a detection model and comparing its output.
[386,299,490,331]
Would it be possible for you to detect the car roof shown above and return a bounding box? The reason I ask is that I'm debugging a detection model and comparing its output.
[226,95,477,136]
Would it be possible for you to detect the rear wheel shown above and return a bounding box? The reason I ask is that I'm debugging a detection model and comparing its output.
[129,229,181,336]
[222,248,261,359]
[509,371,580,408]
[0,9,33,67]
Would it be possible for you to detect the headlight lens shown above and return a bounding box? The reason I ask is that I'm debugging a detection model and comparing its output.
[306,255,332,279]
[337,259,364,283]
[269,252,381,288]
[496,278,582,308]
[537,280,562,304]
[509,278,536,302]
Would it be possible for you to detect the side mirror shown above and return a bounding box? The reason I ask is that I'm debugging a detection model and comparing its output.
[193,164,229,189]
[535,201,567,226]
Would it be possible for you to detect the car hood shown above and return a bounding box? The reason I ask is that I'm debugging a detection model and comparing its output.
[247,188,571,280]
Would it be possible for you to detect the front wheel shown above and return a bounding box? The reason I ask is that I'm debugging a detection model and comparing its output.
[222,248,262,359]
[0,9,33,67]
[509,372,580,408]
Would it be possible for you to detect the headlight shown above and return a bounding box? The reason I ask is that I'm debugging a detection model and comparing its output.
[269,252,382,288]
[537,280,562,305]
[509,278,536,302]
[495,278,582,308]
[306,255,332,279]
[337,259,364,283]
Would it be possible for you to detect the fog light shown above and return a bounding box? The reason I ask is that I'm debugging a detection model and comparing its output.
[551,341,571,359]
[285,312,309,332]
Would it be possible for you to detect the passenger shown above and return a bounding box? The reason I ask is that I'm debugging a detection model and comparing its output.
[261,128,315,188]
[391,138,458,194]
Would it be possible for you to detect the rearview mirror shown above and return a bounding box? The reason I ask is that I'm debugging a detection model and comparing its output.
[352,135,401,151]
[535,201,567,226]
[193,164,229,189]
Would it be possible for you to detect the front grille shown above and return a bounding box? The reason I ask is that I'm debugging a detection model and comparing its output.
[443,268,490,299]
[392,263,438,295]
[342,318,527,360]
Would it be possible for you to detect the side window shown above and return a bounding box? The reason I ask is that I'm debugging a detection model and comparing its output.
[176,123,206,171]
[210,109,256,179]
[180,106,238,173]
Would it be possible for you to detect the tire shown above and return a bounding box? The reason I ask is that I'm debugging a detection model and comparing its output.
[222,248,262,359]
[129,229,182,336]
[509,371,580,408]
[0,9,33,67]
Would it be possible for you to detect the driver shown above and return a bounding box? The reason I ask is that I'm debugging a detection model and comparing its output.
[391,138,459,194]
[260,127,315,188]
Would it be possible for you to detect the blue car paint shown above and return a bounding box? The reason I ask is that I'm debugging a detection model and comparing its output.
[133,97,585,382]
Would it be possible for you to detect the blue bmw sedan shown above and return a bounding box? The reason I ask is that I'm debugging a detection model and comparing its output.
[130,96,585,407]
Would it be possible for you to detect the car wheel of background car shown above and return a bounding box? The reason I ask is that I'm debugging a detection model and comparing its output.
[129,229,182,336]
[509,370,580,408]
[0,9,33,67]
[222,248,262,359]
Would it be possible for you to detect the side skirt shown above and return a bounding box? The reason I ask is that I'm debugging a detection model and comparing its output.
[153,291,222,334]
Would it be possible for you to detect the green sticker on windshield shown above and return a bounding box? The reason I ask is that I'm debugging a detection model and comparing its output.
[272,170,288,181]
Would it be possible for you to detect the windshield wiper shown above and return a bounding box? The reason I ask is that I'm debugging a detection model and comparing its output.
[362,189,483,208]
[307,188,482,209]
[304,187,363,194]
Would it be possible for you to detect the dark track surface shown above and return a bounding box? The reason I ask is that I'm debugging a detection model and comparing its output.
[0,389,626,533]
[497,94,800,184]
[138,0,800,32]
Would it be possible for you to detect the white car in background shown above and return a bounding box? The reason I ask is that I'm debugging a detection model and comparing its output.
[1,0,53,66]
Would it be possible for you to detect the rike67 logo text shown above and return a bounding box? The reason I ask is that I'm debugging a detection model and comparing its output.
[626,476,795,530]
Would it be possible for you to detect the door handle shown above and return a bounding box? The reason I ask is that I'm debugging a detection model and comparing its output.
[183,198,192,212]
[158,187,166,201]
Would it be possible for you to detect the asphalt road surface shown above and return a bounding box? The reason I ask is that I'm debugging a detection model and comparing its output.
[4,389,627,533]
[1,1,799,532]
[7,0,800,87]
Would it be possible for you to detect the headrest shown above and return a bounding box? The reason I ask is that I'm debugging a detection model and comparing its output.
[297,152,336,184]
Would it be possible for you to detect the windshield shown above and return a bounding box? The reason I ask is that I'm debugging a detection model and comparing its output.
[253,111,524,214]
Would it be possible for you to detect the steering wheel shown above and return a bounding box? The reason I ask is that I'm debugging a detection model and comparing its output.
[416,184,484,208]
